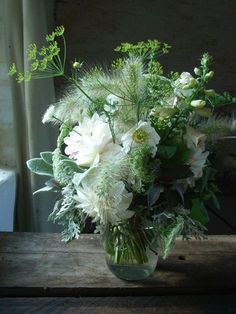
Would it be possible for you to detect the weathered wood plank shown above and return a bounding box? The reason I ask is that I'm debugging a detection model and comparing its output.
[0,233,235,254]
[0,295,236,314]
[0,233,235,297]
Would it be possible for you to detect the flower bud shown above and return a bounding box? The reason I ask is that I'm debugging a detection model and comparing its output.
[72,61,81,69]
[204,89,215,96]
[205,71,214,79]
[190,99,206,108]
[194,67,201,76]
[182,78,197,89]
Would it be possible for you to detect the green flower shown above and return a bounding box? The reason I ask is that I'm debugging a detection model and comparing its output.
[38,59,48,71]
[27,43,37,60]
[46,32,55,42]
[8,63,17,76]
[16,72,24,83]
[54,26,65,36]
[39,47,47,56]
[31,60,39,72]
[48,42,60,56]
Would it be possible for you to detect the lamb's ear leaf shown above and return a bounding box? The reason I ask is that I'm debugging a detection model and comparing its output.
[27,158,54,177]
[40,151,53,165]
[61,159,83,173]
[33,185,54,195]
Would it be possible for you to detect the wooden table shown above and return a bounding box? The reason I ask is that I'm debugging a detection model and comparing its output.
[0,233,235,313]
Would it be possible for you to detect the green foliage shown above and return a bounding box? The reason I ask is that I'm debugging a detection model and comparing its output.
[115,39,171,61]
[161,216,184,259]
[157,145,177,159]
[112,58,125,70]
[192,165,220,209]
[52,148,82,186]
[147,184,164,207]
[103,217,158,264]
[190,198,209,225]
[203,90,236,109]
[19,28,234,254]
[8,26,65,83]
[8,63,17,76]
[128,145,156,193]
[155,207,207,258]
[40,151,53,165]
[48,183,86,242]
[87,97,105,117]
[26,158,53,177]
[33,179,61,195]
[57,122,73,148]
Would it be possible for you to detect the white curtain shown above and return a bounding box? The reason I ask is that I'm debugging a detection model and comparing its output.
[3,0,60,232]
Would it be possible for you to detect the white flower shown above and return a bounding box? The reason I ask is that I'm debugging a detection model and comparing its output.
[188,148,209,179]
[190,100,206,108]
[184,126,206,150]
[74,177,133,225]
[121,121,160,157]
[174,72,196,98]
[104,94,120,113]
[179,72,194,85]
[184,126,209,184]
[64,113,122,166]
[42,105,55,124]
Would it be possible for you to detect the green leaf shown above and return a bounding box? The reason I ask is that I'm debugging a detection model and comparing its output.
[147,184,164,207]
[40,151,53,165]
[162,216,184,259]
[27,158,54,177]
[157,145,177,159]
[209,191,221,210]
[33,185,54,195]
[174,143,191,164]
[190,198,209,225]
[159,165,193,181]
[61,159,83,173]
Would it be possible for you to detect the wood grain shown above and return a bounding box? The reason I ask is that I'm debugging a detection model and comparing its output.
[0,295,235,314]
[0,233,235,297]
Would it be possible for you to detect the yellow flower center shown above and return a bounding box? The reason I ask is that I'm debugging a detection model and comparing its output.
[132,128,149,144]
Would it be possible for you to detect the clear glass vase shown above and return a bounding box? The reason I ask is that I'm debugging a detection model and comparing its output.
[102,222,158,281]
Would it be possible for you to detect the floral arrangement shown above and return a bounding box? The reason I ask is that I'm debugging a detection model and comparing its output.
[9,26,236,265]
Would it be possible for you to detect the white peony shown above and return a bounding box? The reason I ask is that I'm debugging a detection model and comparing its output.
[121,121,160,157]
[64,113,122,167]
[74,176,133,225]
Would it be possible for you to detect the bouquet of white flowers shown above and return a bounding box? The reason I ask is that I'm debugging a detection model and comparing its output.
[9,26,236,280]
